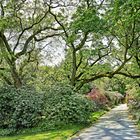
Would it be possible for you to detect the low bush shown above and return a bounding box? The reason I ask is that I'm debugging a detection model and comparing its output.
[0,84,94,135]
[0,85,45,130]
[41,84,94,129]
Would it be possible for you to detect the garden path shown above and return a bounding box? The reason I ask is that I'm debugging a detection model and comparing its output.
[71,104,140,140]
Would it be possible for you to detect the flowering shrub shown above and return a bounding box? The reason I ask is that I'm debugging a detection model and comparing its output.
[86,88,108,110]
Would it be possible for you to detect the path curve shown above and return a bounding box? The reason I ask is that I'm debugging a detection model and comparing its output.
[71,104,140,140]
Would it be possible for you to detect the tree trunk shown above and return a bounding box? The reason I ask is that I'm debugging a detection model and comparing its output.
[11,65,22,88]
[71,49,77,86]
[0,33,22,88]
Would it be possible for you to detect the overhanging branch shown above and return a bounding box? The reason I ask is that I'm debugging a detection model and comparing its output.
[14,10,49,51]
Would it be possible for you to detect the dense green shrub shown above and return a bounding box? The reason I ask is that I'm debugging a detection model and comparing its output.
[0,84,94,135]
[0,85,45,130]
[41,84,94,128]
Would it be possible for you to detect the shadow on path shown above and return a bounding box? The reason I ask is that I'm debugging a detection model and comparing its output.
[71,104,140,140]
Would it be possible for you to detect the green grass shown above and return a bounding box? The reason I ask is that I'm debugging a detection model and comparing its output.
[0,111,105,140]
[90,110,106,122]
[0,125,84,140]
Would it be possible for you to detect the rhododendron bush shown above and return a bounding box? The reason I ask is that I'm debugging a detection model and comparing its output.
[86,88,108,110]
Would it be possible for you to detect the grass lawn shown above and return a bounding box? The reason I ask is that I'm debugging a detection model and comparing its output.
[0,125,84,140]
[90,110,105,122]
[0,111,105,140]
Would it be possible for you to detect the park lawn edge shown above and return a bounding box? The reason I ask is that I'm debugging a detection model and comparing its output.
[0,110,106,140]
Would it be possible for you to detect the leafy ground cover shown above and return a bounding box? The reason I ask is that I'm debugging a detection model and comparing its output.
[0,111,105,140]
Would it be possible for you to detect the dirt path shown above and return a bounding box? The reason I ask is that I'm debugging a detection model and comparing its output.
[71,104,140,140]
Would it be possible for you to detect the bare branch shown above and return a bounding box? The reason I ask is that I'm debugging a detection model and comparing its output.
[48,5,68,38]
[75,72,84,81]
[90,38,113,66]
[48,4,76,50]
[75,32,89,51]
[14,10,49,51]
[0,32,13,55]
[15,26,59,58]
[34,33,61,42]
[97,0,105,10]
[116,72,140,79]
[0,1,4,17]
[90,53,109,66]
[76,51,83,70]
[113,48,133,75]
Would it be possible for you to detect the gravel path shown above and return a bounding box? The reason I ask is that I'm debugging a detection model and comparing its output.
[71,104,140,140]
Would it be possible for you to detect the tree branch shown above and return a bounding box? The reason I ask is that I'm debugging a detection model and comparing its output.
[116,72,140,79]
[0,1,4,17]
[15,27,59,58]
[0,32,13,55]
[76,51,83,70]
[47,4,76,50]
[75,32,89,51]
[14,10,49,51]
[34,33,61,42]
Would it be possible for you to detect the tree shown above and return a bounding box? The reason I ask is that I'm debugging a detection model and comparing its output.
[0,0,60,88]
[106,0,140,82]
[0,0,139,89]
[47,0,140,90]
[47,0,111,89]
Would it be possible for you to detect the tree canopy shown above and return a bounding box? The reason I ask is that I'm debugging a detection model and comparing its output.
[0,0,139,89]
